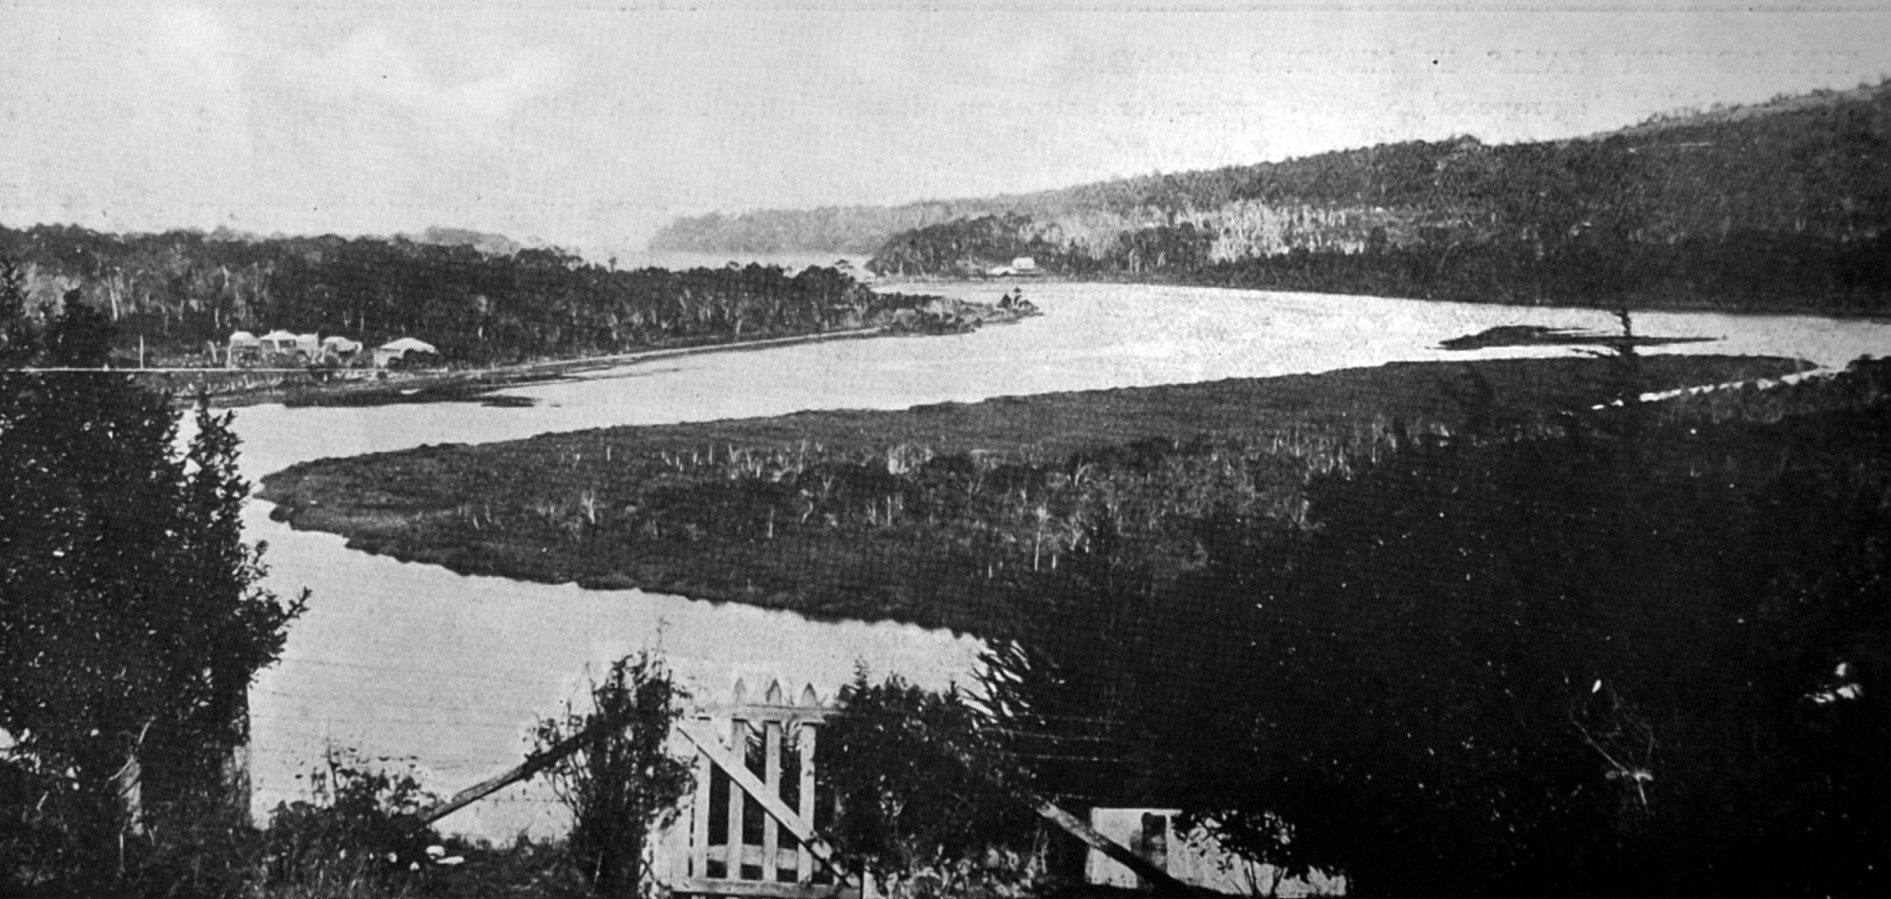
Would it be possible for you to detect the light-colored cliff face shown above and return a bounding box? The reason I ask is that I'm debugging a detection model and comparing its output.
[971,199,1496,267]
[1204,201,1407,260]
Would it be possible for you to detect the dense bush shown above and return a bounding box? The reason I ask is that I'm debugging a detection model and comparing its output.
[821,671,1042,898]
[985,361,1891,895]
[258,754,442,895]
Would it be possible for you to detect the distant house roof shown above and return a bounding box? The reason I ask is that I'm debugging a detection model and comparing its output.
[259,330,300,342]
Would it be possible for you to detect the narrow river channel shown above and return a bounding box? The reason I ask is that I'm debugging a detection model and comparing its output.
[218,281,1891,839]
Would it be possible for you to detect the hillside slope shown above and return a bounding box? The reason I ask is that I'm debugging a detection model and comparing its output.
[653,82,1891,312]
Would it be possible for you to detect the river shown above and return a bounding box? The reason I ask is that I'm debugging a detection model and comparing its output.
[225,280,1891,839]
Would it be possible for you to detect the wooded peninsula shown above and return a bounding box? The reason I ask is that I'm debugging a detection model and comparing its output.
[0,225,1024,385]
[259,353,1808,635]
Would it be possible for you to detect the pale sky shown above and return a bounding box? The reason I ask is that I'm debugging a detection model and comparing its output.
[5,1,1891,260]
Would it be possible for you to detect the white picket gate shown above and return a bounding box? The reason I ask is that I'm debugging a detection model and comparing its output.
[656,679,859,899]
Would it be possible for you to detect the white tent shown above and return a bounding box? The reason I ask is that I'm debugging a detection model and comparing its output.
[225,331,263,368]
[318,335,364,365]
[374,337,439,368]
[378,337,437,353]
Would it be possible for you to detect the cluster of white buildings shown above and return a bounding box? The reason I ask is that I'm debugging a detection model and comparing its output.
[225,331,437,369]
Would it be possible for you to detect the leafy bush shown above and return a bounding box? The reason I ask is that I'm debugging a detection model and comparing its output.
[820,670,1041,898]
[534,652,693,898]
[258,752,441,895]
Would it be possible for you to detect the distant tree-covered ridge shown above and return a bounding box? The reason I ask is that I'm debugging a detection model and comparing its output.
[0,224,965,368]
[656,81,1891,312]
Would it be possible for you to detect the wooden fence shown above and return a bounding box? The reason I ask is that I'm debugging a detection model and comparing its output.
[656,678,858,899]
[414,675,1198,898]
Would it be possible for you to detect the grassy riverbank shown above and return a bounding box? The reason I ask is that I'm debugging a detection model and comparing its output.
[259,353,1809,635]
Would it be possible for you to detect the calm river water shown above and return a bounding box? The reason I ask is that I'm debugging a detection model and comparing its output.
[223,281,1891,839]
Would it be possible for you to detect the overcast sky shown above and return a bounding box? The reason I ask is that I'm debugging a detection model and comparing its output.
[5,1,1891,260]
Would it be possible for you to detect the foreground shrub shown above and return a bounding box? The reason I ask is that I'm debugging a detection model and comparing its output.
[258,753,442,896]
[821,671,1042,898]
[534,651,694,898]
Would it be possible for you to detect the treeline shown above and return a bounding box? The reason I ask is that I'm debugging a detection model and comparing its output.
[1183,226,1891,311]
[980,358,1891,895]
[0,224,913,366]
[867,81,1891,312]
[650,204,980,255]
[647,133,1506,257]
[870,210,1891,313]
[664,81,1891,312]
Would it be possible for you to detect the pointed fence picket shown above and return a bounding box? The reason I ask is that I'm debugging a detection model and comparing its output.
[659,678,858,899]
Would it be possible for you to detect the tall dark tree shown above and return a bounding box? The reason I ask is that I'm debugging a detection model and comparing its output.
[0,276,305,891]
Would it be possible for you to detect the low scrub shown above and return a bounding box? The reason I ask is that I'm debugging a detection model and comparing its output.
[261,354,1807,636]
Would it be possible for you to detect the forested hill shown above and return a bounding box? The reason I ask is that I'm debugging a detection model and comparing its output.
[653,81,1891,312]
[0,225,922,367]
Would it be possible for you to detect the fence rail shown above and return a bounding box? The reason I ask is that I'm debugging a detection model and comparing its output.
[411,674,1194,898]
